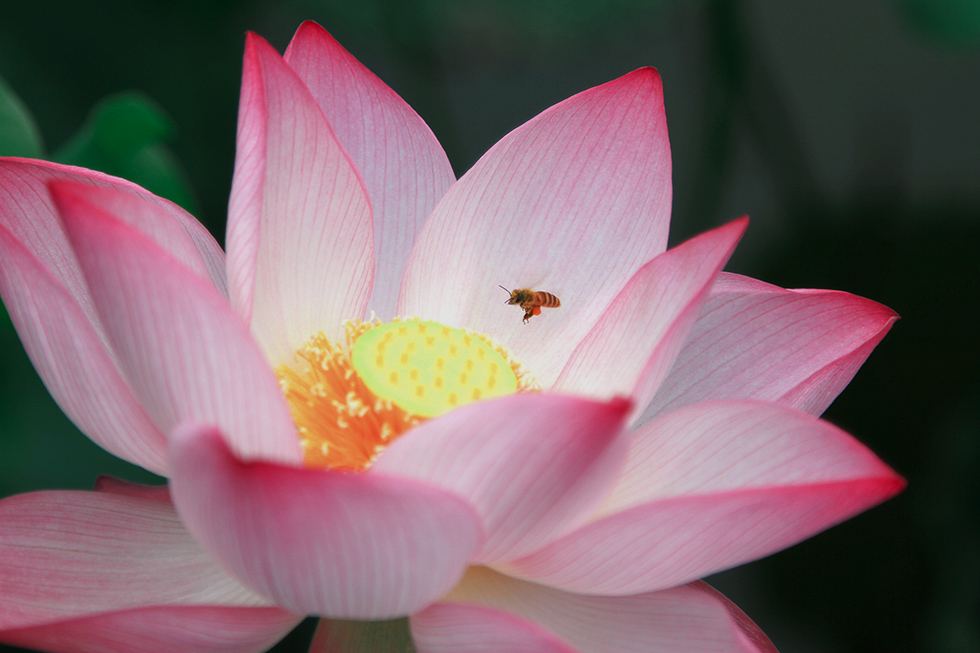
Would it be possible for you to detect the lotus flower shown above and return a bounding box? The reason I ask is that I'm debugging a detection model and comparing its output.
[0,20,903,653]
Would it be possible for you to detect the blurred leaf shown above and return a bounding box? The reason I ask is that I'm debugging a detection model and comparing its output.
[896,0,980,44]
[54,92,199,214]
[0,74,45,158]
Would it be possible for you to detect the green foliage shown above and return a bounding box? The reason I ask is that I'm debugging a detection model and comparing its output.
[54,92,199,214]
[897,0,980,44]
[0,73,44,158]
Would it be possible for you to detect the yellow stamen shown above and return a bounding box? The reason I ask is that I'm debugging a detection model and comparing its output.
[276,318,536,471]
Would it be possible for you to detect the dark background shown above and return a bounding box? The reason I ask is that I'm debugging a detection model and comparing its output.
[1,1,978,651]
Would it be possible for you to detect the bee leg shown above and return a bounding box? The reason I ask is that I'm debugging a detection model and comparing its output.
[522,309,533,323]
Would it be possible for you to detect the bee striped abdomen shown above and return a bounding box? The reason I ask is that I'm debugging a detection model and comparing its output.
[533,291,560,308]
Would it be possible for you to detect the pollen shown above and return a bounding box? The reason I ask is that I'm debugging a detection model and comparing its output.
[276,318,535,471]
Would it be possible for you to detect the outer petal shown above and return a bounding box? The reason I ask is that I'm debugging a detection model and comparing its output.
[168,423,484,619]
[373,394,631,563]
[0,160,227,474]
[642,272,899,420]
[411,567,777,653]
[0,606,299,653]
[284,21,456,319]
[554,218,746,414]
[501,401,904,595]
[0,222,167,473]
[52,183,301,464]
[0,490,277,632]
[400,68,672,386]
[226,33,373,363]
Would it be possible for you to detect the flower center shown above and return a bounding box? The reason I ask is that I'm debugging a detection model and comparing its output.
[276,319,533,471]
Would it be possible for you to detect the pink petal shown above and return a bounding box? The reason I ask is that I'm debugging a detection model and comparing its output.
[412,567,777,653]
[642,272,899,420]
[168,423,484,619]
[500,400,904,594]
[0,490,274,632]
[0,222,168,473]
[226,33,374,363]
[52,183,301,464]
[284,21,456,319]
[374,394,631,563]
[554,218,747,415]
[399,68,672,386]
[0,158,226,304]
[0,160,228,475]
[0,606,300,653]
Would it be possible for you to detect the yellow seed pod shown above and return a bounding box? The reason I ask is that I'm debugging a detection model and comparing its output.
[351,321,518,417]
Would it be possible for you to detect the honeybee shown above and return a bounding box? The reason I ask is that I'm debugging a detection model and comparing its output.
[499,286,561,323]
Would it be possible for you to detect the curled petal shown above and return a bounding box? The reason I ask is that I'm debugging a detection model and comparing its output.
[554,218,746,414]
[0,606,300,653]
[412,567,777,653]
[0,490,273,632]
[501,401,904,594]
[400,67,672,386]
[284,21,455,319]
[374,394,631,563]
[642,272,899,420]
[226,32,373,362]
[52,183,301,464]
[168,423,484,619]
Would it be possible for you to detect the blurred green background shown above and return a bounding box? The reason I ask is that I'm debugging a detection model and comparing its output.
[1,0,978,651]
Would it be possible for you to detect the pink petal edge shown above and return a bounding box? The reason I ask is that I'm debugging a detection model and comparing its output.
[500,401,904,595]
[554,218,747,416]
[168,422,485,619]
[642,271,899,421]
